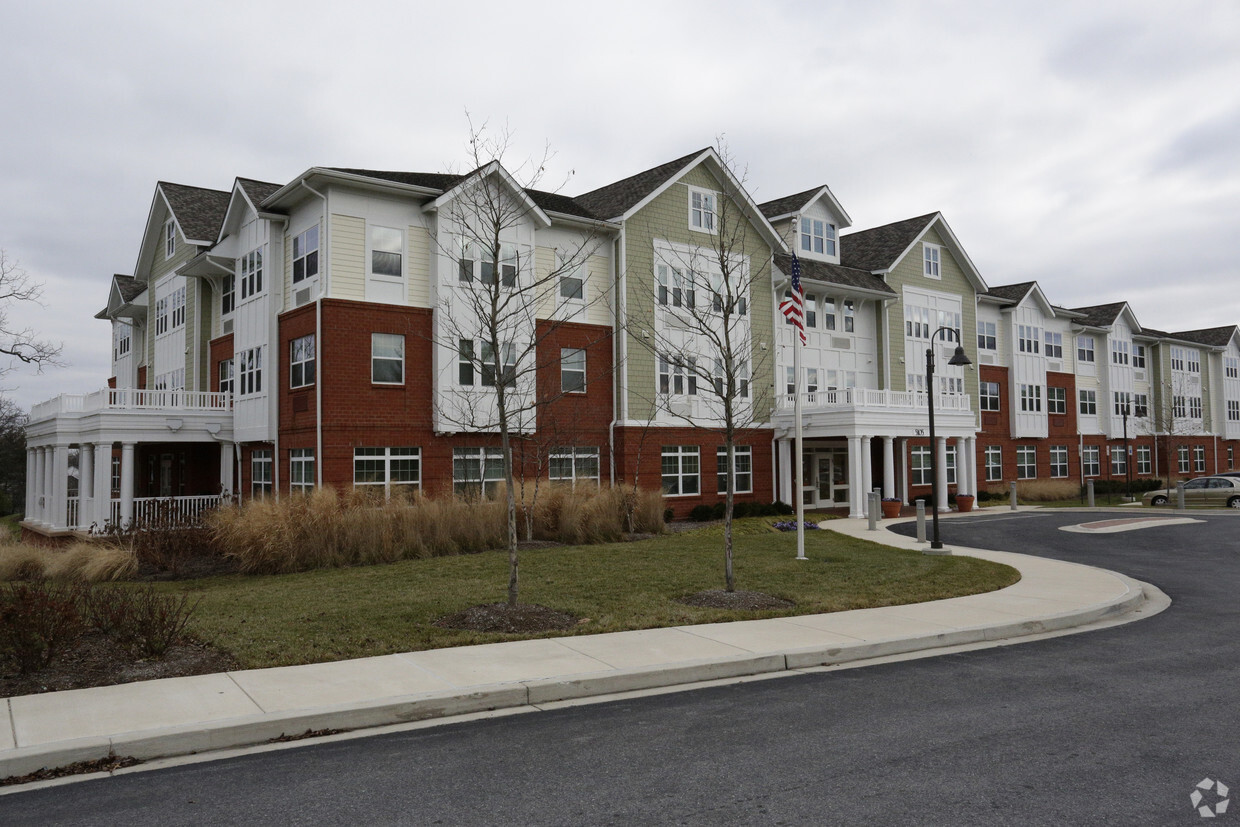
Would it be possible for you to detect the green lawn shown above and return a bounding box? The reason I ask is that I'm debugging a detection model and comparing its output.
[1,514,20,541]
[138,519,1020,669]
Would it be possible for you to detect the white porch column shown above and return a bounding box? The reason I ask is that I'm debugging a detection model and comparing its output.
[220,442,235,497]
[860,436,873,516]
[120,442,136,527]
[25,449,36,519]
[936,436,949,512]
[955,436,970,497]
[882,437,896,499]
[93,443,112,530]
[899,439,909,505]
[847,436,863,518]
[967,437,979,500]
[79,443,94,530]
[33,447,46,523]
[50,445,69,530]
[777,438,792,507]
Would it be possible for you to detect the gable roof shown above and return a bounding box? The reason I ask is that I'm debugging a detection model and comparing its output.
[982,281,1037,304]
[573,149,708,221]
[236,178,283,209]
[113,274,143,303]
[775,254,895,297]
[1069,302,1128,328]
[1171,325,1239,349]
[839,213,938,272]
[758,185,853,228]
[159,182,231,244]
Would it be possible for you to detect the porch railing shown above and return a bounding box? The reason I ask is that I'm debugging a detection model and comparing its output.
[59,494,227,531]
[30,388,232,422]
[776,389,972,413]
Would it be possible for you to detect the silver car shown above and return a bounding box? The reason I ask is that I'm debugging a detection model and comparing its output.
[1144,476,1240,508]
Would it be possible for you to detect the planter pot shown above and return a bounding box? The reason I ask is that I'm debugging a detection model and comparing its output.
[955,495,975,513]
[880,500,903,519]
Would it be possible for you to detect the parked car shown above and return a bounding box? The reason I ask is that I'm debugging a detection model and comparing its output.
[1217,471,1240,478]
[1143,476,1240,508]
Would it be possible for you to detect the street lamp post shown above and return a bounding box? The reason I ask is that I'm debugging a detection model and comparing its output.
[926,327,972,551]
[1122,402,1132,502]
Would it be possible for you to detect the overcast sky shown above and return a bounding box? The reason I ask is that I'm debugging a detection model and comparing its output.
[1,0,1237,411]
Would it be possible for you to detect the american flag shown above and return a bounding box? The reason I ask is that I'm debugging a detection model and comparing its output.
[779,253,806,345]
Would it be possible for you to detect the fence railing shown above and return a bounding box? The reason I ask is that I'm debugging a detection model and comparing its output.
[30,388,232,421]
[775,388,972,412]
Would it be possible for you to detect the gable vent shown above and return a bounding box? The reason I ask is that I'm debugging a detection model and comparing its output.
[1048,361,1062,372]
[980,353,996,365]
[831,337,851,350]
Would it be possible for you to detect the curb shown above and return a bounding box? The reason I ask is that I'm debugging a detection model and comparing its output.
[0,563,1151,780]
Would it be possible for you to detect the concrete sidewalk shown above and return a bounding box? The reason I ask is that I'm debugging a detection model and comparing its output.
[0,511,1157,780]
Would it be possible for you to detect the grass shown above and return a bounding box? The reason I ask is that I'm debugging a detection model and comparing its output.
[1,514,20,542]
[125,518,1020,670]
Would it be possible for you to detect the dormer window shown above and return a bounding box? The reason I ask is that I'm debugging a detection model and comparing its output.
[164,220,176,259]
[923,243,941,278]
[800,218,837,256]
[689,187,716,233]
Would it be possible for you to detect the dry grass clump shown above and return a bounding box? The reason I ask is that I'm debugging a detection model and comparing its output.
[1013,480,1080,502]
[0,541,137,583]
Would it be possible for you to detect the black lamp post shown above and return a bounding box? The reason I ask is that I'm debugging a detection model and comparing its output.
[927,327,972,551]
[1121,401,1132,502]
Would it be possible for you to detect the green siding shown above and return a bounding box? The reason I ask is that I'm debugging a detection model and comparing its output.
[140,198,199,388]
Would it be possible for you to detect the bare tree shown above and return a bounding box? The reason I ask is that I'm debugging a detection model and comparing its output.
[626,142,775,593]
[0,249,63,381]
[0,397,27,515]
[1144,371,1209,491]
[431,121,610,607]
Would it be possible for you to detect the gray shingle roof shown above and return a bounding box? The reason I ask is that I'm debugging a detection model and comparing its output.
[759,187,826,220]
[237,178,283,207]
[1069,302,1127,328]
[775,254,895,296]
[573,149,708,220]
[159,182,231,244]
[114,275,143,303]
[982,281,1037,304]
[840,213,938,272]
[1171,325,1238,348]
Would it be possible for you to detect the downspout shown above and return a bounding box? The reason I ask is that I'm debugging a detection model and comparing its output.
[265,214,289,501]
[300,181,329,487]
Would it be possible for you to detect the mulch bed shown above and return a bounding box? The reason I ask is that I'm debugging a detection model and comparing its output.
[433,602,581,633]
[675,590,795,610]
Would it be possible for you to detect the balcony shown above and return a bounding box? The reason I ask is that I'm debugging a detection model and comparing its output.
[29,388,232,423]
[773,388,975,439]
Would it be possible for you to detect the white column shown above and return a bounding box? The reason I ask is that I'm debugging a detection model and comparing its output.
[120,442,136,527]
[777,439,792,507]
[51,445,69,530]
[220,442,235,497]
[33,447,46,523]
[936,437,949,512]
[79,443,94,530]
[967,437,979,500]
[955,436,970,497]
[93,443,112,530]
[899,439,909,505]
[882,437,896,499]
[860,436,873,516]
[25,449,35,520]
[847,436,863,518]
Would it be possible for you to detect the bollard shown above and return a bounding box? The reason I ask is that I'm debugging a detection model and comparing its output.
[1010,481,1018,511]
[916,500,927,543]
[1087,479,1095,508]
[1177,481,1186,511]
[868,492,878,531]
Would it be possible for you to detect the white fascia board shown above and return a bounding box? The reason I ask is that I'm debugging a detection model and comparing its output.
[262,168,441,210]
[423,160,552,229]
[132,187,175,281]
[1018,283,1056,318]
[1116,302,1143,333]
[887,213,988,293]
[765,185,854,230]
[217,182,258,244]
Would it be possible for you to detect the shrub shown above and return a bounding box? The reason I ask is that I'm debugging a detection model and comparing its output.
[772,500,794,516]
[689,504,715,522]
[114,588,200,657]
[0,581,86,673]
[1085,478,1164,496]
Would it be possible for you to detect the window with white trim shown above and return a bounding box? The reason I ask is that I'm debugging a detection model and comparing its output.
[804,294,817,328]
[1229,400,1240,422]
[290,448,315,494]
[1077,336,1095,363]
[557,251,585,308]
[290,334,315,389]
[238,347,263,396]
[1020,384,1042,413]
[549,447,599,488]
[945,445,957,485]
[1082,445,1100,477]
[369,225,402,279]
[985,446,1003,481]
[1137,446,1152,474]
[1171,347,1185,372]
[821,296,837,331]
[153,368,185,392]
[1050,445,1069,478]
[1044,331,1063,359]
[561,348,586,393]
[689,188,716,233]
[1173,395,1186,418]
[1133,393,1149,419]
[170,286,185,330]
[1110,339,1129,365]
[1018,325,1040,354]
[251,449,272,498]
[292,225,319,284]
[221,274,235,315]
[661,446,700,495]
[843,299,855,332]
[1226,357,1239,379]
[714,357,750,399]
[716,446,753,494]
[355,447,421,496]
[656,263,693,309]
[371,333,404,384]
[1194,445,1206,472]
[164,219,176,259]
[977,321,997,351]
[240,246,264,300]
[452,447,504,497]
[1017,446,1036,479]
[1133,345,1147,369]
[658,354,697,396]
[1048,386,1066,415]
[910,446,932,486]
[1187,350,1200,374]
[219,358,233,396]
[1178,446,1190,473]
[800,217,836,256]
[155,295,169,336]
[1079,389,1097,416]
[1110,446,1127,476]
[1229,446,1235,469]
[1113,391,1132,417]
[923,243,941,278]
[113,323,131,360]
[1189,397,1203,419]
[980,381,1000,412]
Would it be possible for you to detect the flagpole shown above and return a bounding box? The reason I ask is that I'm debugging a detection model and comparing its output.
[794,311,806,561]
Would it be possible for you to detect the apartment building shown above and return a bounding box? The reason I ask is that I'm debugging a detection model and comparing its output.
[21,147,1240,538]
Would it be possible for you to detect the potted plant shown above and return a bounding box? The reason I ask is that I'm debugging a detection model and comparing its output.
[880,497,903,519]
[955,493,975,513]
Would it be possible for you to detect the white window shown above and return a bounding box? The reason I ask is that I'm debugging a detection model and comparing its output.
[1020,384,1042,413]
[561,348,586,393]
[716,446,753,494]
[977,321,997,351]
[164,219,176,259]
[821,296,837,331]
[1229,400,1240,422]
[1017,446,1036,479]
[661,446,700,496]
[1134,345,1147,369]
[1138,446,1152,474]
[219,358,233,396]
[1133,394,1149,419]
[371,333,404,384]
[113,323,131,360]
[557,251,585,306]
[1187,351,1200,374]
[1110,339,1129,365]
[290,334,315,389]
[1110,446,1127,476]
[1079,389,1097,416]
[238,347,263,396]
[1077,336,1095,363]
[985,446,1003,481]
[659,354,697,396]
[1048,386,1066,415]
[905,304,931,340]
[170,286,186,330]
[656,263,693,309]
[369,226,402,278]
[1173,396,1187,418]
[251,449,272,498]
[290,448,315,494]
[1050,445,1069,478]
[910,446,932,486]
[805,294,817,328]
[799,218,836,256]
[293,226,319,284]
[356,447,422,496]
[1225,357,1239,379]
[1082,446,1100,477]
[458,339,515,388]
[1171,347,1185,372]
[1018,325,1040,355]
[549,447,600,488]
[453,448,505,497]
[155,295,169,336]
[240,246,264,300]
[459,241,519,287]
[1178,446,1191,473]
[980,381,1000,412]
[221,274,235,315]
[843,299,855,332]
[1189,397,1203,419]
[1044,331,1063,359]
[689,188,716,233]
[1194,445,1206,472]
[1113,391,1132,417]
[153,368,185,392]
[945,445,957,485]
[923,243,941,278]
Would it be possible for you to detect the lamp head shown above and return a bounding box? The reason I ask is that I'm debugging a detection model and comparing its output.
[948,345,972,367]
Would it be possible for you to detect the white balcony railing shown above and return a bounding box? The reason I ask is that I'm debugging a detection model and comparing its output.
[775,388,973,413]
[30,388,232,422]
[64,494,226,531]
